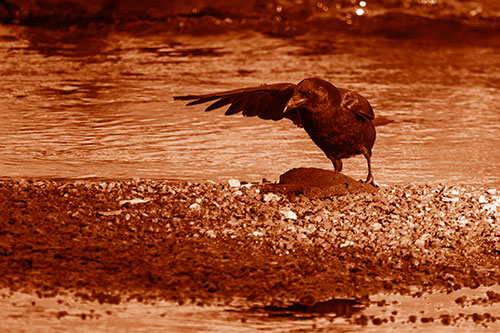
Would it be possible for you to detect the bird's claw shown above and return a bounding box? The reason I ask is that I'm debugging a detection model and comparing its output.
[361,178,378,188]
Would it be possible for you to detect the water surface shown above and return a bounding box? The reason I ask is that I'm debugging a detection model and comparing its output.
[2,286,500,332]
[1,24,499,185]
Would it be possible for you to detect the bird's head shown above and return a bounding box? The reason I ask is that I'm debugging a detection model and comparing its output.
[284,78,341,113]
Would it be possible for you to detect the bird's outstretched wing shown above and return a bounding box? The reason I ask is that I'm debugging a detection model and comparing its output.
[174,83,302,127]
[338,89,375,120]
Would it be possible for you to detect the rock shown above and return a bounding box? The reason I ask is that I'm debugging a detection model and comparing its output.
[263,167,377,198]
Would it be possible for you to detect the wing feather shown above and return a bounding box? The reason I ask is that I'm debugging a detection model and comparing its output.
[241,93,264,117]
[263,89,295,120]
[225,97,246,115]
[186,96,223,106]
[205,96,233,111]
[174,83,298,124]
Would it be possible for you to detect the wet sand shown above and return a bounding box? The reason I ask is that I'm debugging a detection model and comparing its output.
[1,175,499,330]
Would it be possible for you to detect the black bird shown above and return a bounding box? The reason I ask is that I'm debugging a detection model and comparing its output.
[174,78,376,184]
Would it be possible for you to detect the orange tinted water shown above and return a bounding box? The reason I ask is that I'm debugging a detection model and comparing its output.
[2,286,500,332]
[0,25,499,185]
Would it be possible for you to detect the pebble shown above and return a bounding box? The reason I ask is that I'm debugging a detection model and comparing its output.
[228,179,241,188]
[263,193,280,202]
[340,240,355,248]
[189,203,201,210]
[119,198,151,206]
[414,239,425,248]
[280,208,297,220]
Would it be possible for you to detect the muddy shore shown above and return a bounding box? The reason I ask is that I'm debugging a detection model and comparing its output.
[1,176,499,327]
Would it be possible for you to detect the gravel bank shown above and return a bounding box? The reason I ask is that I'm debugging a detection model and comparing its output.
[1,177,499,310]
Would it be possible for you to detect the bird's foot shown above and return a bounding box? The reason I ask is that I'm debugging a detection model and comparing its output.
[361,177,378,188]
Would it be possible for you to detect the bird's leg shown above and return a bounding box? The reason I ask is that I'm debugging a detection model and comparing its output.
[332,158,342,173]
[364,152,375,185]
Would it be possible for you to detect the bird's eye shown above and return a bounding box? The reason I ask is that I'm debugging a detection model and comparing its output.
[302,90,312,97]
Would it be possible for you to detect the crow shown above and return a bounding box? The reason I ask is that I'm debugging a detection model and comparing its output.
[174,78,376,184]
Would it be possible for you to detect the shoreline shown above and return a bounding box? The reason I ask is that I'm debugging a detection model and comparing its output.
[1,177,499,306]
[1,175,499,188]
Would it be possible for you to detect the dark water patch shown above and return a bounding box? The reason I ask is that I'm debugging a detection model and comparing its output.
[350,12,500,42]
[0,34,18,42]
[140,46,229,57]
[290,38,341,56]
[37,81,116,100]
[253,298,364,318]
[13,26,113,58]
[236,69,256,76]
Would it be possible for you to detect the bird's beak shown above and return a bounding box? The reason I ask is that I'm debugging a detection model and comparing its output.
[284,94,307,113]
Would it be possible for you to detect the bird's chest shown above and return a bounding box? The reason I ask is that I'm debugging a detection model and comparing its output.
[298,108,353,140]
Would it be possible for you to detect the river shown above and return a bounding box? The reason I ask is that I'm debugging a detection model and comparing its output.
[1,3,500,186]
